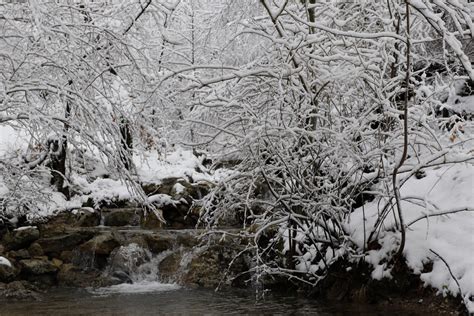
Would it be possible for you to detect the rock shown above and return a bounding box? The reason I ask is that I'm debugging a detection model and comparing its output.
[79,233,119,256]
[51,258,63,269]
[143,178,213,229]
[2,226,40,250]
[59,250,74,263]
[0,266,16,282]
[0,280,41,300]
[37,209,100,237]
[75,208,101,227]
[28,243,44,257]
[0,257,17,282]
[182,242,249,288]
[142,178,183,196]
[162,203,197,228]
[111,270,132,284]
[108,244,151,277]
[145,233,174,254]
[19,258,58,275]
[140,210,164,229]
[182,181,213,200]
[8,249,30,260]
[158,252,182,282]
[0,245,5,255]
[57,264,120,288]
[119,233,148,249]
[37,230,95,256]
[37,222,67,238]
[103,209,140,226]
[176,232,199,248]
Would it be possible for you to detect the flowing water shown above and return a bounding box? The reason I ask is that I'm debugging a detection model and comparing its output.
[0,285,423,316]
[0,234,433,315]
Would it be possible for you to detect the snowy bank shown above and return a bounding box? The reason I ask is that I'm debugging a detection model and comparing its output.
[348,163,474,312]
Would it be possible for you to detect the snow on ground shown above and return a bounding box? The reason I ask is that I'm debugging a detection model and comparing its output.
[348,162,474,312]
[133,147,214,184]
[0,125,223,214]
[69,146,221,207]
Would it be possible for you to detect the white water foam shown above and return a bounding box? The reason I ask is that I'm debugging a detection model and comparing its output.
[90,281,180,296]
[88,243,181,296]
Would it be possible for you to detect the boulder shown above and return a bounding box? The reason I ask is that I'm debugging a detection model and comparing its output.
[19,258,58,275]
[118,233,148,249]
[158,252,182,282]
[179,181,213,200]
[108,244,151,277]
[111,270,132,284]
[145,233,174,254]
[2,226,40,250]
[142,178,183,196]
[36,230,95,256]
[162,203,197,228]
[103,209,140,226]
[140,210,164,229]
[79,233,119,256]
[182,241,249,288]
[0,257,17,282]
[28,243,44,257]
[59,250,74,263]
[37,209,100,237]
[57,264,120,288]
[51,258,63,269]
[0,280,41,300]
[75,208,101,227]
[176,232,200,248]
[7,249,30,260]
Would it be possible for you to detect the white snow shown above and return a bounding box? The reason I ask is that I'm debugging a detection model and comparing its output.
[348,162,474,312]
[13,225,36,231]
[0,256,12,268]
[0,125,28,158]
[134,147,214,184]
[173,183,185,194]
[147,194,176,207]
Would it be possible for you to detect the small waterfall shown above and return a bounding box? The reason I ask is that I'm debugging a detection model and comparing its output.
[107,243,155,282]
[99,210,105,227]
[90,243,179,295]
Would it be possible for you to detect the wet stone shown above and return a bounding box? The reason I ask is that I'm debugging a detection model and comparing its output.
[20,258,58,275]
[2,226,40,250]
[103,209,141,227]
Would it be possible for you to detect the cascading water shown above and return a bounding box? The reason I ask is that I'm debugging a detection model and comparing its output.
[90,243,180,295]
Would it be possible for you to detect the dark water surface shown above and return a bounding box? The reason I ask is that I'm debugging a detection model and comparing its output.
[0,285,424,316]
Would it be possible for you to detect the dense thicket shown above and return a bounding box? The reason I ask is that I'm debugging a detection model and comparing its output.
[1,0,473,285]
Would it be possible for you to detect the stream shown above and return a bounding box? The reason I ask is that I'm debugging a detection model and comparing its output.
[0,284,426,315]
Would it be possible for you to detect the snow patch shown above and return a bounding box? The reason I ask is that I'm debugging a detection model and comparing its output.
[349,163,474,312]
[0,256,12,268]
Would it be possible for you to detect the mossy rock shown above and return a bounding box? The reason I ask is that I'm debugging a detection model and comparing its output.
[2,226,40,251]
[103,209,140,227]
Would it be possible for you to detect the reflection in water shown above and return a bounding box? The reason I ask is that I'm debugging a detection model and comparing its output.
[0,286,426,316]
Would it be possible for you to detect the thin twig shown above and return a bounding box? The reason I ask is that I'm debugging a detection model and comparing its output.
[429,249,468,308]
[393,0,411,260]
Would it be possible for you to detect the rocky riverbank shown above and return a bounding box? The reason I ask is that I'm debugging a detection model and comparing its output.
[0,177,468,315]
[0,177,249,300]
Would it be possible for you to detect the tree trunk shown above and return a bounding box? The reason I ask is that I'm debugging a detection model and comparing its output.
[50,101,70,199]
[119,116,133,171]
